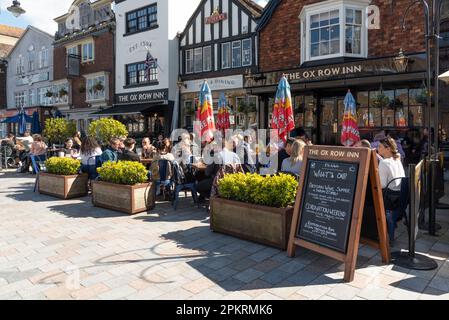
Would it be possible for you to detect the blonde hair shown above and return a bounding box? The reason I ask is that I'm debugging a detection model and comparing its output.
[290,140,306,166]
[380,137,400,160]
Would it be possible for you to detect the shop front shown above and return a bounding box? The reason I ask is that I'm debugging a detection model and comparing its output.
[180,75,260,131]
[93,88,172,140]
[245,53,427,153]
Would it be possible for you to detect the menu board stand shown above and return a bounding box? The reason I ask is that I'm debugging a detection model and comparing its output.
[287,146,390,282]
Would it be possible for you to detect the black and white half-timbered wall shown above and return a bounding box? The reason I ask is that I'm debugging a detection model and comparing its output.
[178,0,263,131]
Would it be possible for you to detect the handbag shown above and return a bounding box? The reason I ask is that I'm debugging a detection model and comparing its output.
[382,189,401,211]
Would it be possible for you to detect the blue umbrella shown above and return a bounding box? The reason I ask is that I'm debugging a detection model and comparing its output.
[54,110,63,118]
[31,111,41,134]
[18,111,32,135]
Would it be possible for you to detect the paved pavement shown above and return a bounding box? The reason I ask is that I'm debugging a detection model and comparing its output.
[0,170,448,300]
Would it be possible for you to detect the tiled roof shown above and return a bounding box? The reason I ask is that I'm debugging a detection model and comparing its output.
[0,24,24,38]
[0,43,14,59]
[237,0,264,18]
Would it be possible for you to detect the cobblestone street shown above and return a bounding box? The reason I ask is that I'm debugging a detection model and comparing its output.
[1,171,448,300]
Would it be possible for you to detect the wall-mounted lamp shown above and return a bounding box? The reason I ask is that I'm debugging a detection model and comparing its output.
[7,0,26,18]
[394,48,409,73]
[176,77,187,89]
[244,69,265,82]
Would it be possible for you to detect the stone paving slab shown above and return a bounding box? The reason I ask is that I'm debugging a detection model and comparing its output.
[0,172,448,300]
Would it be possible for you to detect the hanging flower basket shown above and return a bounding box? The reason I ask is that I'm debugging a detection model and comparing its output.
[45,90,54,98]
[79,85,86,93]
[59,88,68,97]
[93,82,104,92]
[371,94,390,108]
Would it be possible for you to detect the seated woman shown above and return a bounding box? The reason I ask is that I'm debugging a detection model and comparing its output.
[377,137,405,245]
[80,137,103,179]
[63,138,80,158]
[141,137,156,159]
[150,140,175,196]
[281,140,306,176]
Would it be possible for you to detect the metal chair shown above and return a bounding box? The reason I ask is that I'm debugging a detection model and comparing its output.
[156,159,174,199]
[171,160,198,210]
[31,154,47,192]
[0,144,15,169]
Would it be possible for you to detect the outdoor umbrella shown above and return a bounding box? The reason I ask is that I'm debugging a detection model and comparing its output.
[216,92,230,134]
[196,80,215,142]
[439,70,449,84]
[54,109,63,118]
[341,90,361,146]
[271,76,295,143]
[31,111,42,134]
[0,110,32,134]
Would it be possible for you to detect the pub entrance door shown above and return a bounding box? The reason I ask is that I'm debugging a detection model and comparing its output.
[318,97,345,145]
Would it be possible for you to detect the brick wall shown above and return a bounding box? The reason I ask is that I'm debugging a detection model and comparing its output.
[53,29,114,109]
[259,0,426,72]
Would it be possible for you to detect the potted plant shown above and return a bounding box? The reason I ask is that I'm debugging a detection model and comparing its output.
[88,118,128,146]
[210,173,298,250]
[45,90,54,98]
[43,118,77,146]
[59,87,68,97]
[38,157,88,199]
[93,81,104,92]
[371,93,390,108]
[92,161,155,214]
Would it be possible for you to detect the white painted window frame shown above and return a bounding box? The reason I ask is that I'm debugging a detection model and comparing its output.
[299,0,369,64]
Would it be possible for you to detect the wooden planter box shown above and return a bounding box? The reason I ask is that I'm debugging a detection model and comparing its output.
[210,197,294,250]
[91,180,155,214]
[38,173,88,199]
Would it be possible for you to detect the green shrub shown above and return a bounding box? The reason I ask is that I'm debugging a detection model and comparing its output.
[43,118,77,144]
[88,118,128,146]
[218,173,298,208]
[45,157,81,176]
[97,161,148,185]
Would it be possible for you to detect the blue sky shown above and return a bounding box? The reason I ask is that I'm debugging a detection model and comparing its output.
[0,0,268,34]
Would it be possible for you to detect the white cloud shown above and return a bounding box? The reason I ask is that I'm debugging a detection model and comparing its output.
[0,0,71,34]
[255,0,269,7]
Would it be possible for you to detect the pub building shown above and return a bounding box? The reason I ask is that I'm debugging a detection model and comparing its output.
[52,0,115,133]
[178,0,263,131]
[4,26,54,135]
[246,0,444,154]
[94,0,201,139]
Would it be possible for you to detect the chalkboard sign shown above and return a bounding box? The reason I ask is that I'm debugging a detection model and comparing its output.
[297,160,359,253]
[287,146,390,282]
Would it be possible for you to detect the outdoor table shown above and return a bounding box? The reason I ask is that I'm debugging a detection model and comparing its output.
[47,148,64,158]
[140,158,153,165]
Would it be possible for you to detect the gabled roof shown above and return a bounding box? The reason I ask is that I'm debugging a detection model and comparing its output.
[0,44,14,59]
[180,0,264,38]
[0,24,25,38]
[256,0,282,32]
[6,26,54,60]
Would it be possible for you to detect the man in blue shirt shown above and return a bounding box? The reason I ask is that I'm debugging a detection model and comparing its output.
[101,138,120,163]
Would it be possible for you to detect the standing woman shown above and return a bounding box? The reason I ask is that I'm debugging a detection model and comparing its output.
[80,137,103,172]
[377,137,405,245]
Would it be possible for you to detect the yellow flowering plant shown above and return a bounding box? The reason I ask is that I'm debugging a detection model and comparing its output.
[97,161,148,185]
[218,173,298,208]
[45,157,81,176]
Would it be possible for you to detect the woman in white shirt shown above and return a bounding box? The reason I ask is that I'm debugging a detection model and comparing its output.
[80,137,103,167]
[377,137,405,245]
[281,140,306,176]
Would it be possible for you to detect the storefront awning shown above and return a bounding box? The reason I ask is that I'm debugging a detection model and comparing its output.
[439,70,449,84]
[91,104,164,116]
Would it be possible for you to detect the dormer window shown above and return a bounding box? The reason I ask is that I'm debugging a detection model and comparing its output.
[300,0,369,63]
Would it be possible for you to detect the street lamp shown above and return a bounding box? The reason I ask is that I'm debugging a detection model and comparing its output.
[7,0,26,18]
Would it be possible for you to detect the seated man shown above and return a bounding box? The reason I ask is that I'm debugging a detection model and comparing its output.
[118,138,140,162]
[101,138,120,163]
